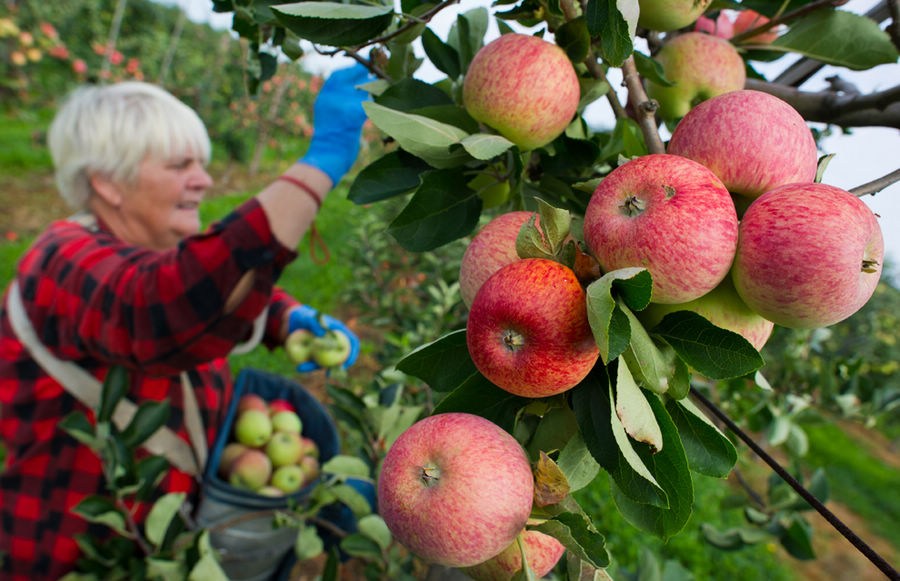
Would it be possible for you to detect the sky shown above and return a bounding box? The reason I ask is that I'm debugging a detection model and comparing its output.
[160,0,899,272]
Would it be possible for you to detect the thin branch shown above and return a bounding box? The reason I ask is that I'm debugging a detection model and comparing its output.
[885,0,900,51]
[730,0,849,44]
[850,168,900,196]
[620,56,666,154]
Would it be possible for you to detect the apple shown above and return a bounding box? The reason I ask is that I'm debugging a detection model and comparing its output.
[311,329,352,368]
[236,393,268,415]
[377,413,535,568]
[271,464,306,494]
[459,211,536,307]
[218,442,249,478]
[299,455,320,485]
[258,485,285,497]
[271,410,303,434]
[731,182,884,329]
[469,170,511,209]
[265,431,304,467]
[463,33,580,151]
[583,154,738,304]
[268,398,295,415]
[667,90,819,199]
[638,0,713,32]
[285,328,315,364]
[466,258,599,397]
[637,276,774,351]
[733,9,779,44]
[234,409,273,448]
[300,436,319,459]
[646,32,746,120]
[228,449,272,491]
[694,12,734,38]
[461,530,566,581]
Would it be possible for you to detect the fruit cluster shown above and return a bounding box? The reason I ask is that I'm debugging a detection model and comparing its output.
[284,328,353,369]
[217,394,320,496]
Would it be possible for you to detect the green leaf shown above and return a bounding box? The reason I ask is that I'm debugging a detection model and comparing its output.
[531,512,610,568]
[584,0,636,67]
[571,367,667,507]
[779,515,816,560]
[271,2,394,46]
[99,365,130,424]
[119,400,171,449]
[633,51,674,87]
[397,330,481,391]
[586,268,651,363]
[363,102,471,168]
[71,496,130,537]
[614,361,663,453]
[651,311,764,379]
[422,27,461,78]
[666,398,736,478]
[701,523,771,549]
[341,533,383,559]
[59,411,100,449]
[620,303,672,395]
[610,394,694,540]
[322,455,372,479]
[347,150,430,204]
[387,169,482,251]
[599,118,647,161]
[296,523,325,561]
[458,133,515,160]
[769,10,899,70]
[432,374,530,433]
[556,431,601,492]
[330,483,375,517]
[134,456,171,500]
[357,514,392,550]
[375,77,454,112]
[453,7,489,72]
[556,17,592,62]
[145,492,186,547]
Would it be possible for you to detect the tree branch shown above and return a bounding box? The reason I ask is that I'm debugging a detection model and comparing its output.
[850,168,900,197]
[745,78,900,129]
[621,56,666,154]
[886,0,900,51]
[730,0,850,44]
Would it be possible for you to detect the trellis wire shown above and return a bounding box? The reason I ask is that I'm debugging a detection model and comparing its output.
[690,387,900,580]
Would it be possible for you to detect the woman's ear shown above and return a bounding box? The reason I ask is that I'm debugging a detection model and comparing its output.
[89,173,123,207]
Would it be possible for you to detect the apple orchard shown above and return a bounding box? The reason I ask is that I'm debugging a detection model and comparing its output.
[125,0,900,578]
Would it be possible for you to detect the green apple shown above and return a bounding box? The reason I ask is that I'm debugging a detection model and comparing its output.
[271,464,306,494]
[271,410,303,434]
[265,431,304,467]
[228,449,272,491]
[311,330,352,368]
[285,328,315,364]
[257,485,285,497]
[234,409,273,448]
[638,0,713,32]
[468,171,511,209]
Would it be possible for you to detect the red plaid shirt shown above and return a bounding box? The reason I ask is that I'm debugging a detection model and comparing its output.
[0,198,300,579]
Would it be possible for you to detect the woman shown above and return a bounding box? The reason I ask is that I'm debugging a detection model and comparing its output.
[0,64,370,579]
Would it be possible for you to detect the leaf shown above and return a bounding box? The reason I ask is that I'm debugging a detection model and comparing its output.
[396,330,480,392]
[387,169,482,251]
[700,523,770,549]
[458,133,515,160]
[620,303,672,395]
[432,374,530,434]
[296,523,325,561]
[779,515,816,560]
[363,102,471,168]
[584,0,636,67]
[610,394,694,540]
[145,492,186,547]
[71,496,130,537]
[666,398,737,478]
[119,400,171,449]
[134,455,171,501]
[271,2,394,47]
[533,452,571,507]
[357,514,392,550]
[98,365,130,424]
[633,51,674,87]
[531,512,610,568]
[375,77,455,112]
[556,431,601,492]
[421,27,461,78]
[614,362,663,453]
[322,455,371,479]
[585,268,651,363]
[340,533,382,559]
[347,150,430,204]
[330,483,374,517]
[651,311,764,379]
[769,10,899,70]
[59,411,99,449]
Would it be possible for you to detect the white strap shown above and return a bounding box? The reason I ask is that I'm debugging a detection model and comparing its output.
[6,280,203,476]
[229,308,268,356]
[180,371,208,469]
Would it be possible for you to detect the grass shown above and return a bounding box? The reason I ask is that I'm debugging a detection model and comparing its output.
[0,109,54,171]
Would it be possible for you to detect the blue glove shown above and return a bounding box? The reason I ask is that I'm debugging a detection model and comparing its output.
[288,304,360,373]
[299,63,373,185]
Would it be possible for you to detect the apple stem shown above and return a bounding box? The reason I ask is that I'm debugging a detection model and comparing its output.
[620,194,645,216]
[420,464,441,487]
[503,330,526,352]
[862,259,880,273]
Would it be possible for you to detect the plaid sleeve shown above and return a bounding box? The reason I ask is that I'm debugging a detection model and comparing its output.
[263,287,301,351]
[15,198,297,375]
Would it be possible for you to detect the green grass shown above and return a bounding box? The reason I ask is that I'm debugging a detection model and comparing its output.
[0,110,54,171]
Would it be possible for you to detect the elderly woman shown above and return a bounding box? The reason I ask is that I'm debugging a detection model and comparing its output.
[0,64,370,579]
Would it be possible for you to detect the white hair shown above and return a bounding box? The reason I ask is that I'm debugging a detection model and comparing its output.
[48,82,212,211]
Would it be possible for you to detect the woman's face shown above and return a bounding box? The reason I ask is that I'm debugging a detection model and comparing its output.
[113,151,213,251]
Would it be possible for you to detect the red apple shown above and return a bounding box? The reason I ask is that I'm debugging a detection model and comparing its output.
[268,398,296,415]
[466,258,599,397]
[583,154,738,304]
[732,183,884,329]
[228,449,272,491]
[236,393,268,415]
[637,276,774,351]
[694,12,735,38]
[234,409,273,448]
[638,0,713,32]
[459,211,536,307]
[377,413,535,567]
[299,455,320,485]
[218,442,249,479]
[265,431,304,467]
[461,530,566,581]
[463,33,580,151]
[646,32,746,120]
[733,9,779,44]
[667,90,819,199]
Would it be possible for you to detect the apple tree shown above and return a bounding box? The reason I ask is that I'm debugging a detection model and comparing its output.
[211,0,898,576]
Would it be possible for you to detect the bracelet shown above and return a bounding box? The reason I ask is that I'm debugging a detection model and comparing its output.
[276,174,323,210]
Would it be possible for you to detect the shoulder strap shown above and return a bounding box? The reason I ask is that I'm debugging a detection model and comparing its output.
[6,280,205,477]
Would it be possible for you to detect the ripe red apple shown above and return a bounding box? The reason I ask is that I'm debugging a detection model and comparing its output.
[463,33,580,151]
[271,410,303,434]
[311,329,352,368]
[377,413,535,567]
[285,328,315,364]
[461,530,566,581]
[637,276,774,351]
[459,211,536,307]
[732,182,884,329]
[646,32,746,120]
[668,90,819,198]
[268,398,296,416]
[234,409,273,448]
[583,154,739,304]
[466,258,599,397]
[271,464,306,494]
[300,436,319,459]
[236,393,268,415]
[299,455,320,485]
[733,9,779,44]
[218,442,249,479]
[638,0,713,32]
[265,431,304,467]
[228,449,272,491]
[694,12,734,38]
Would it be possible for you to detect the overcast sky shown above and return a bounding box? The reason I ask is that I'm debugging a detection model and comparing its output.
[160,0,899,273]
